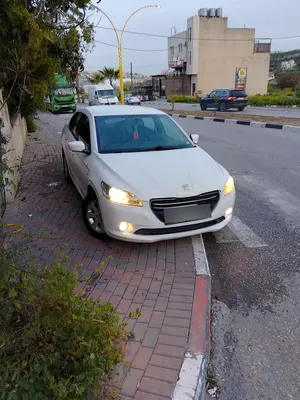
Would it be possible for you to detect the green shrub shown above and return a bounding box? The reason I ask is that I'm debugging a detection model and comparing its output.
[295,85,300,98]
[267,86,294,96]
[26,115,38,133]
[168,94,200,104]
[248,95,300,107]
[0,247,131,399]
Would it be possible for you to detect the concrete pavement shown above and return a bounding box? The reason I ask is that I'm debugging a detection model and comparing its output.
[144,100,300,119]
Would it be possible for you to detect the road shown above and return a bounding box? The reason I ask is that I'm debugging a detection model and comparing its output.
[53,111,300,399]
[144,101,300,119]
[175,117,300,399]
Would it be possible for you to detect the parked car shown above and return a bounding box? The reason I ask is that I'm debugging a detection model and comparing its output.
[61,106,235,243]
[200,89,248,112]
[125,94,141,105]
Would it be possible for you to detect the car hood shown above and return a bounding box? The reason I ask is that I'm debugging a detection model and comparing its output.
[97,147,227,200]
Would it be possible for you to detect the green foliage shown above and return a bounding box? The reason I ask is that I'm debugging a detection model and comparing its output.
[168,94,200,103]
[100,68,120,87]
[25,115,38,133]
[0,247,131,399]
[295,85,300,98]
[86,72,105,85]
[267,85,294,96]
[248,95,300,107]
[0,0,94,118]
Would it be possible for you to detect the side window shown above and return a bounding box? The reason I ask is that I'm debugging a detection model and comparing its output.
[69,112,82,138]
[210,91,216,97]
[77,114,91,146]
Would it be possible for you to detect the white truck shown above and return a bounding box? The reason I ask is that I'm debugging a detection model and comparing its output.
[87,83,119,106]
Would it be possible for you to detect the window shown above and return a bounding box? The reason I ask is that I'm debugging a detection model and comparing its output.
[97,89,114,97]
[231,90,247,97]
[189,51,192,65]
[170,46,174,57]
[94,114,193,154]
[69,112,82,138]
[76,114,91,146]
[178,43,183,53]
[188,27,192,41]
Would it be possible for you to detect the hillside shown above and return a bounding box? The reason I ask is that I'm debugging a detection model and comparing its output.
[270,49,300,71]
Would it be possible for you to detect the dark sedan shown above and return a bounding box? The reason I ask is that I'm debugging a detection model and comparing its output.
[200,89,248,112]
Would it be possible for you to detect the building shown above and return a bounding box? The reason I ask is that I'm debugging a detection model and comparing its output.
[167,8,271,96]
[281,60,296,70]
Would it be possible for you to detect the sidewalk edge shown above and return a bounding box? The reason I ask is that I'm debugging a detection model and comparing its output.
[172,235,211,400]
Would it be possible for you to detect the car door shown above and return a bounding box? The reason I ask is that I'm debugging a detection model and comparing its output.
[71,113,91,197]
[206,90,217,109]
[62,112,82,180]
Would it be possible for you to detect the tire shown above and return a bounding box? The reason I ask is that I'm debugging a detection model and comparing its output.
[82,194,107,240]
[219,102,227,112]
[238,107,245,111]
[62,152,72,183]
[200,104,207,111]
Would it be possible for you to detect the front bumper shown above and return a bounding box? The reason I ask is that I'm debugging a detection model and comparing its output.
[99,190,235,243]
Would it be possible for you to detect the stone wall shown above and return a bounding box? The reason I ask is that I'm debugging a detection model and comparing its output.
[0,89,27,204]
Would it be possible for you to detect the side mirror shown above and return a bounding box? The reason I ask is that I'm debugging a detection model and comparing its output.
[190,134,199,144]
[68,141,85,153]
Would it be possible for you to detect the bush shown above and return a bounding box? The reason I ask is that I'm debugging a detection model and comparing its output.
[168,94,200,104]
[267,86,294,96]
[0,247,131,399]
[26,115,38,133]
[295,85,300,98]
[248,95,300,107]
[277,72,300,90]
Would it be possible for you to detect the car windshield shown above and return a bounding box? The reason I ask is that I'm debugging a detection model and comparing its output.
[53,87,73,96]
[97,90,114,97]
[94,114,194,153]
[231,90,247,96]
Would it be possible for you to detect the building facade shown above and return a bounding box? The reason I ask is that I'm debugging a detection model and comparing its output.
[167,8,271,96]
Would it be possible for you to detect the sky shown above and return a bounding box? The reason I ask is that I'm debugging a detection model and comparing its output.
[85,0,300,75]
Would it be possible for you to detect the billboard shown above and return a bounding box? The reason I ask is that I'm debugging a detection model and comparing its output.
[235,67,247,90]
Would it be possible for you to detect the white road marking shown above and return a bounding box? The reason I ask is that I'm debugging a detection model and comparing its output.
[192,235,210,276]
[229,216,267,248]
[214,216,267,248]
[239,175,300,230]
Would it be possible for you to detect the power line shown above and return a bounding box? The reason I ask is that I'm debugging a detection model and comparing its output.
[95,25,300,42]
[94,39,167,52]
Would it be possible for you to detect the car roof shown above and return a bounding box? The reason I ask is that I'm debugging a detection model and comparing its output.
[215,88,246,91]
[78,105,166,117]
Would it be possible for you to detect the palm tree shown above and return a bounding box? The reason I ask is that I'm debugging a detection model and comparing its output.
[86,72,104,84]
[100,67,120,87]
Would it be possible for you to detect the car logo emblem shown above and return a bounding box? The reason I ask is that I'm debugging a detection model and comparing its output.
[182,184,190,191]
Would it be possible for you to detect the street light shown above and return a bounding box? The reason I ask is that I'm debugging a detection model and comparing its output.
[89,4,160,105]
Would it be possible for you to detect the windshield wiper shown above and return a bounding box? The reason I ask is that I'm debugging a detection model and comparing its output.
[138,146,179,152]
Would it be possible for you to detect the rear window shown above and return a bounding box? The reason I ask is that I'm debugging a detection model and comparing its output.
[231,90,247,97]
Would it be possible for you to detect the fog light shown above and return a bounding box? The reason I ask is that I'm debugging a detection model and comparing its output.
[225,207,233,218]
[119,222,129,232]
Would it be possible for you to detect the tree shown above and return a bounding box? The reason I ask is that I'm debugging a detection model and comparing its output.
[86,72,105,84]
[0,0,94,118]
[277,72,300,90]
[100,67,120,87]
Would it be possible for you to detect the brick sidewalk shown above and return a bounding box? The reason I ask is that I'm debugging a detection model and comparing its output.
[5,113,198,399]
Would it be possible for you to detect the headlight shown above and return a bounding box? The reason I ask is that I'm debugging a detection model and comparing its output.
[224,176,235,196]
[101,182,143,207]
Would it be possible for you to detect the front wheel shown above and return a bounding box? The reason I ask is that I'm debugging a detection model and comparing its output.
[62,152,72,183]
[238,107,245,111]
[82,194,107,240]
[200,104,207,111]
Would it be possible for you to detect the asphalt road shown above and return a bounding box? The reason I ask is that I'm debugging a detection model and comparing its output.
[144,101,300,119]
[55,110,300,399]
[174,117,300,399]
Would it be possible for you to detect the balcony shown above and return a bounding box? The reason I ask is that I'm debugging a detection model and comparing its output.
[254,39,271,54]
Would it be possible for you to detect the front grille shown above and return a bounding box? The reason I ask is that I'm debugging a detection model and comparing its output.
[135,217,225,236]
[55,99,72,105]
[150,190,220,223]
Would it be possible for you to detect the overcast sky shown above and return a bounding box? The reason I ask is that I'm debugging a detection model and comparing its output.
[86,0,300,75]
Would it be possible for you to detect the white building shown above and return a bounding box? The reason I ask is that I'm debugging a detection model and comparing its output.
[281,60,296,70]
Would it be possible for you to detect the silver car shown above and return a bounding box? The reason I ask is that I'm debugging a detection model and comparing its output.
[125,94,141,105]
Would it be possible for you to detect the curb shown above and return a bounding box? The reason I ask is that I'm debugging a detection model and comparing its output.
[172,235,211,400]
[147,102,300,109]
[167,113,300,132]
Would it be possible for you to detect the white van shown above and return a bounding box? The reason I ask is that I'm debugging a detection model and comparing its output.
[87,83,119,106]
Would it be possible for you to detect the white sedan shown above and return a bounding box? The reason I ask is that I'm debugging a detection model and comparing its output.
[61,106,235,243]
[125,94,141,105]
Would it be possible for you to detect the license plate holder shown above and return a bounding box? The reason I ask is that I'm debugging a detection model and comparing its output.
[164,204,211,225]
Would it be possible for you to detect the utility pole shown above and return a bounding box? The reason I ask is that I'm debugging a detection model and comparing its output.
[130,62,133,89]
